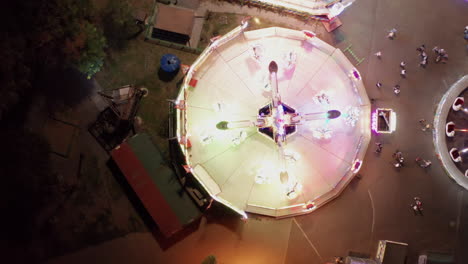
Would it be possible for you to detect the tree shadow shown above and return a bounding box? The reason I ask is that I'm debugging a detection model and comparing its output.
[331,29,346,46]
[203,202,244,234]
[106,159,157,230]
[151,217,202,251]
[39,67,95,112]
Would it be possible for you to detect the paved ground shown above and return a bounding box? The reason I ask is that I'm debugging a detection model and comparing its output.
[46,0,468,263]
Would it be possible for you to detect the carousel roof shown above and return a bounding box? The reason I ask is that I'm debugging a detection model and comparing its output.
[176,25,371,218]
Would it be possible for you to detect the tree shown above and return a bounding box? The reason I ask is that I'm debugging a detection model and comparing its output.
[102,0,140,50]
[73,21,107,79]
[0,0,107,119]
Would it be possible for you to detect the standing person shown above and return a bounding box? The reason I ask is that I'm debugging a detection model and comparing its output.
[387,28,397,39]
[334,256,344,264]
[400,69,406,78]
[411,197,423,215]
[415,157,423,166]
[376,82,382,88]
[415,157,431,168]
[375,142,383,153]
[393,150,404,163]
[439,49,448,63]
[418,47,429,68]
[422,159,432,168]
[393,85,401,95]
[410,203,424,215]
[375,51,382,59]
[393,150,404,167]
[414,197,423,209]
[421,50,428,59]
[420,56,428,68]
[416,44,426,52]
[419,119,431,131]
[400,61,406,68]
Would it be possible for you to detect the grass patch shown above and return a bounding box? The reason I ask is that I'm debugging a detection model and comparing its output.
[95,39,198,157]
[96,13,288,156]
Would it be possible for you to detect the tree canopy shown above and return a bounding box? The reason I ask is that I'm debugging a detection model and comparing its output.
[102,0,140,51]
[0,0,106,118]
[74,21,107,79]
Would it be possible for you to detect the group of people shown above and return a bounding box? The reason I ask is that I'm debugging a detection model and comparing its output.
[375,144,432,169]
[374,28,457,96]
[417,44,449,67]
[416,44,429,67]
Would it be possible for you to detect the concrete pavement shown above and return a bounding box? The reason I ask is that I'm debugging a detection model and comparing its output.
[47,216,293,264]
[288,0,468,262]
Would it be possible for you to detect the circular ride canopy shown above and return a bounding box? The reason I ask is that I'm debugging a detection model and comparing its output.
[176,26,371,218]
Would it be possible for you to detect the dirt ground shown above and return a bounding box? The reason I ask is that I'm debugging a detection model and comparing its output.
[20,92,149,261]
[198,11,292,49]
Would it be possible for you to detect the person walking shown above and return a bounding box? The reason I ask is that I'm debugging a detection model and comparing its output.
[393,85,401,95]
[400,61,406,68]
[376,82,382,88]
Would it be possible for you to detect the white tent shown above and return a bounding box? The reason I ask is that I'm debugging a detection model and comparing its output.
[176,26,371,218]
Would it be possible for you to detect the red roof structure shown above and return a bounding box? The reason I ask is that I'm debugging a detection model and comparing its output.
[111,133,200,237]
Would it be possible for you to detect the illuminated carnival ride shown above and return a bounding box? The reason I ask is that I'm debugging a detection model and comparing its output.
[174,21,378,218]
